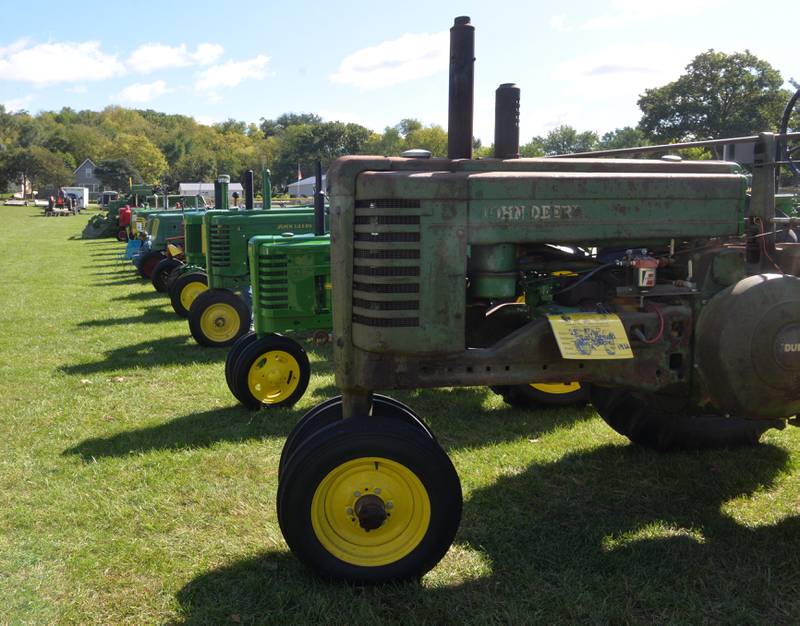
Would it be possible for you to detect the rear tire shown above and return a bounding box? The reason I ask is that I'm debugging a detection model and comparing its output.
[187,289,250,347]
[590,386,783,451]
[492,382,590,409]
[151,257,183,292]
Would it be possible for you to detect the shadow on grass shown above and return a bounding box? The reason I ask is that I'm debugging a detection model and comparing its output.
[59,334,224,375]
[109,290,166,302]
[92,276,149,287]
[64,406,295,461]
[173,442,800,623]
[75,304,175,327]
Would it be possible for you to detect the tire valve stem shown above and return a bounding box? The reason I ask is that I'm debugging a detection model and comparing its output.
[354,494,387,531]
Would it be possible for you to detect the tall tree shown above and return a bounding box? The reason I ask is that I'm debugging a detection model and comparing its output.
[638,50,790,147]
[95,158,143,192]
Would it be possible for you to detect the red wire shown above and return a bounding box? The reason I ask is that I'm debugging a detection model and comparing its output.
[639,302,665,344]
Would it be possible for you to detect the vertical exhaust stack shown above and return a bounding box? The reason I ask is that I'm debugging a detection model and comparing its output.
[447,16,475,160]
[494,83,520,159]
[244,169,254,210]
[314,160,325,236]
[262,167,272,210]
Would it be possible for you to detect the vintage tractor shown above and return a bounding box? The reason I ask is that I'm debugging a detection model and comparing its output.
[167,211,209,317]
[275,17,800,584]
[225,165,331,408]
[187,176,321,347]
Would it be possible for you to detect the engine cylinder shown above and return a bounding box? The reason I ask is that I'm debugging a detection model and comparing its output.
[695,273,800,418]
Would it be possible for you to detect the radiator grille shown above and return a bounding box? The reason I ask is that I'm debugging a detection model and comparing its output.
[209,224,231,268]
[257,254,289,310]
[352,200,421,328]
[185,223,202,255]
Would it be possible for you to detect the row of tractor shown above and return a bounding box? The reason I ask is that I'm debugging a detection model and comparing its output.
[93,16,800,586]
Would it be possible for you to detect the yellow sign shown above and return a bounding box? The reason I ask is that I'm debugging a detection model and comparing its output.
[547,313,633,360]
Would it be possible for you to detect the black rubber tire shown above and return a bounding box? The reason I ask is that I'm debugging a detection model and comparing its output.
[278,394,435,479]
[225,331,258,400]
[116,229,128,242]
[590,386,783,451]
[137,250,166,279]
[491,383,590,409]
[169,271,208,318]
[277,416,462,584]
[164,264,185,291]
[232,334,310,409]
[151,257,183,293]
[187,289,251,348]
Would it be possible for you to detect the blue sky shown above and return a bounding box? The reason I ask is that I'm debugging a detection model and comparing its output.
[1,0,797,143]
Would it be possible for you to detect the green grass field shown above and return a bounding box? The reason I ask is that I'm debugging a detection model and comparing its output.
[1,205,800,624]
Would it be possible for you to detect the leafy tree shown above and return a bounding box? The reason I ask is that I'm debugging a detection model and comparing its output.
[3,146,72,197]
[404,124,448,157]
[259,113,322,137]
[638,50,790,150]
[107,133,168,184]
[599,126,649,150]
[95,158,143,192]
[520,137,545,157]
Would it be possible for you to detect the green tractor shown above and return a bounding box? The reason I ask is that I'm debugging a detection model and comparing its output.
[186,175,324,347]
[275,17,800,584]
[225,165,332,408]
[166,210,209,316]
[82,183,156,239]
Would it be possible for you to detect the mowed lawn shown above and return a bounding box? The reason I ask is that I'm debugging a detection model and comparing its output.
[1,204,800,624]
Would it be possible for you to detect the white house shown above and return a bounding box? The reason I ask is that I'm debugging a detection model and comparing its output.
[287,174,326,198]
[179,182,244,206]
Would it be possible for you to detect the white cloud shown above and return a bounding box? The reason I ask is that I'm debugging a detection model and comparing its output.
[541,43,695,134]
[331,31,448,89]
[117,80,170,103]
[550,0,722,33]
[3,94,34,111]
[195,55,269,95]
[127,42,224,73]
[193,115,218,126]
[0,40,124,84]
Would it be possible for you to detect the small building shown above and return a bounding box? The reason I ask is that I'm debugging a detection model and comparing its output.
[287,174,326,198]
[73,159,103,201]
[179,182,245,206]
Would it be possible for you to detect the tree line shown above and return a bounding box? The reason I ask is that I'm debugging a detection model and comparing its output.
[0,49,795,197]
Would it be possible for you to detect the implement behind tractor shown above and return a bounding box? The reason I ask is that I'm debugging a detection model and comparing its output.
[274,17,800,584]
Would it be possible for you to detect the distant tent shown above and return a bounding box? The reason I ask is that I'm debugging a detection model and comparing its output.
[179,182,244,204]
[287,174,326,198]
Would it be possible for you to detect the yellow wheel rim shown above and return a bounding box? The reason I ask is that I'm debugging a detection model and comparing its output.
[530,382,582,395]
[199,302,241,342]
[180,280,208,311]
[311,457,431,567]
[247,349,301,404]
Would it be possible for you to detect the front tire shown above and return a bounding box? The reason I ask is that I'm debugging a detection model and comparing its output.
[232,334,310,409]
[278,415,462,584]
[187,289,250,347]
[137,250,165,279]
[169,271,208,318]
[151,257,183,292]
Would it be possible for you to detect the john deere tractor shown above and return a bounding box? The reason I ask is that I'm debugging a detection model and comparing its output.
[167,210,209,317]
[274,17,800,584]
[187,175,323,347]
[225,164,332,408]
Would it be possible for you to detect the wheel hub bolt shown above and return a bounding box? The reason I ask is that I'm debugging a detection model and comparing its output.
[354,494,387,531]
[215,317,225,327]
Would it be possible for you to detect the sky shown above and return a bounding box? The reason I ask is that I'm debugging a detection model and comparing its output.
[0,0,798,144]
